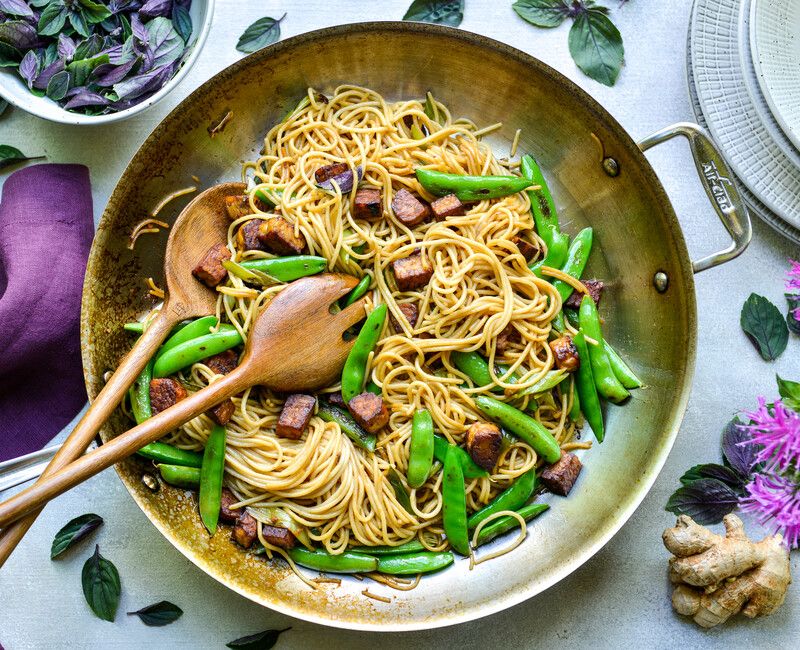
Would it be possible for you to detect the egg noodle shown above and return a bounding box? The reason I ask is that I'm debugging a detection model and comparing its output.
[155,85,581,582]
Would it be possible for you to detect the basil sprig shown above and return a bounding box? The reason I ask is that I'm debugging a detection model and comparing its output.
[128,600,184,627]
[226,627,291,650]
[51,513,103,559]
[81,545,121,622]
[740,293,789,361]
[0,144,45,170]
[236,14,286,54]
[403,0,464,27]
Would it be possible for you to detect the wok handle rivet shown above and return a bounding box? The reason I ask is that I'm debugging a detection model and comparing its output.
[602,157,620,177]
[653,271,669,293]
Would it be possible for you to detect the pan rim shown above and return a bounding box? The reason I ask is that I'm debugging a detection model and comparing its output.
[80,20,697,631]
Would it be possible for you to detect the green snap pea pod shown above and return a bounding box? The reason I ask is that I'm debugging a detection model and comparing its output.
[386,468,414,514]
[514,369,567,398]
[128,359,153,425]
[377,551,454,575]
[578,295,629,403]
[474,503,550,546]
[415,168,534,202]
[550,227,593,305]
[340,274,371,308]
[603,340,642,389]
[287,547,378,574]
[239,255,328,282]
[467,468,537,530]
[407,409,435,488]
[432,435,488,479]
[349,539,426,556]
[573,331,605,441]
[473,396,561,464]
[569,377,582,421]
[451,351,516,392]
[341,303,388,403]
[124,322,145,334]
[157,464,200,489]
[317,402,377,452]
[153,326,243,378]
[254,187,284,207]
[365,380,381,396]
[520,154,569,274]
[138,442,203,468]
[424,91,442,124]
[565,307,580,329]
[199,424,226,535]
[156,315,219,360]
[442,446,470,556]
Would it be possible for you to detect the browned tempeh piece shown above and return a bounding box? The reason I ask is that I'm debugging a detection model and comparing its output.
[391,188,431,226]
[549,335,580,372]
[540,452,583,496]
[430,193,464,220]
[391,249,433,292]
[207,399,235,425]
[466,422,503,472]
[389,302,419,332]
[192,243,231,287]
[496,324,520,354]
[219,487,241,524]
[326,392,348,409]
[564,279,605,310]
[315,162,350,183]
[261,525,297,550]
[276,394,316,439]
[203,349,239,375]
[257,217,306,255]
[353,188,382,219]
[512,234,539,262]
[232,512,258,548]
[149,378,187,415]
[236,219,266,251]
[347,392,389,433]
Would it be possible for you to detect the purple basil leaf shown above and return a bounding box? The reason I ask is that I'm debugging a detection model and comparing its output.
[89,56,138,86]
[109,0,143,12]
[317,166,363,194]
[172,4,191,43]
[678,463,746,492]
[1,19,41,49]
[139,0,173,19]
[63,88,110,109]
[0,0,33,19]
[145,16,183,68]
[19,49,38,88]
[721,417,758,477]
[113,60,175,100]
[57,33,76,61]
[46,69,70,101]
[33,58,65,89]
[130,13,148,43]
[665,478,740,525]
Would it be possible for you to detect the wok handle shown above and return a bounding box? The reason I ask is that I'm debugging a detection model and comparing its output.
[638,122,751,273]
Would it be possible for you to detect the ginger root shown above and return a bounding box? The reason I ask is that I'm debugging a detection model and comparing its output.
[663,514,791,628]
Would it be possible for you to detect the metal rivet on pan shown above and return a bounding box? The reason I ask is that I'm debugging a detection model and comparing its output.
[142,473,159,492]
[653,271,669,293]
[602,157,620,177]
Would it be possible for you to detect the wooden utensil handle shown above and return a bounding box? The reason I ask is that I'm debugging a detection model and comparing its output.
[0,312,176,566]
[0,365,253,530]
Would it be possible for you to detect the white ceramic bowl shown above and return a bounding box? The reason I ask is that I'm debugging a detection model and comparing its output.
[0,0,214,125]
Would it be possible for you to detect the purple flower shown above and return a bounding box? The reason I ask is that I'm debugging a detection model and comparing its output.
[740,473,800,549]
[787,259,800,293]
[740,397,800,472]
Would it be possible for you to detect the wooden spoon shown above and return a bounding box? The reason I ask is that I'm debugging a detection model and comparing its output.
[0,273,366,528]
[0,182,245,566]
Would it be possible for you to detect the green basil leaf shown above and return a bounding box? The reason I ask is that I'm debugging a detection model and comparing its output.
[127,600,183,627]
[172,5,193,43]
[665,478,740,525]
[568,9,624,87]
[403,0,464,27]
[38,4,68,36]
[66,52,109,86]
[0,41,22,67]
[740,293,789,361]
[0,144,45,170]
[46,69,71,101]
[236,14,285,54]
[69,8,91,39]
[51,513,103,559]
[512,0,570,28]
[777,374,800,412]
[78,0,112,24]
[226,628,291,650]
[81,545,121,622]
[679,463,745,491]
[387,468,414,514]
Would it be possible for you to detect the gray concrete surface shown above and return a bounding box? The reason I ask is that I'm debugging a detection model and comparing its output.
[0,1,798,647]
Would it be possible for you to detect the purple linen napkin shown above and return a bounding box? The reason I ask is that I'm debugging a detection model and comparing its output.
[0,164,93,462]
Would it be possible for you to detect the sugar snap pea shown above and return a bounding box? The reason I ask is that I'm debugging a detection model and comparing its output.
[365,380,382,396]
[603,340,642,389]
[349,539,426,556]
[287,547,378,574]
[442,446,470,555]
[578,295,629,403]
[341,303,388,403]
[573,331,605,442]
[152,326,242,378]
[467,468,537,529]
[473,396,561,464]
[451,351,517,392]
[520,154,569,275]
[157,316,219,360]
[128,359,153,425]
[432,435,487,479]
[551,227,593,305]
[158,464,200,489]
[317,401,377,452]
[199,424,226,535]
[474,502,550,546]
[139,442,203,468]
[513,369,567,398]
[239,255,328,282]
[340,274,371,308]
[569,377,582,421]
[407,409,434,488]
[415,168,534,202]
[124,322,145,334]
[377,551,454,575]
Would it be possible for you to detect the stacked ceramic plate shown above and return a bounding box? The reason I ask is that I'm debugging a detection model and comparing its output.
[688,0,800,243]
